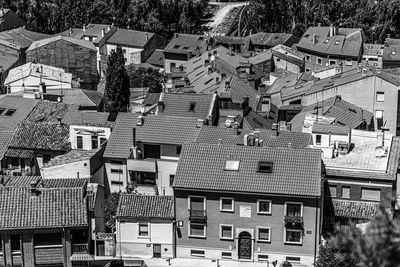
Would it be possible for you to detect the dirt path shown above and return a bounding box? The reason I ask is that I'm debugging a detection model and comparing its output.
[206,2,247,29]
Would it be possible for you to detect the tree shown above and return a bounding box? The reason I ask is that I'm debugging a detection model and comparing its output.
[316,209,400,267]
[104,192,120,231]
[104,46,130,112]
[127,65,162,93]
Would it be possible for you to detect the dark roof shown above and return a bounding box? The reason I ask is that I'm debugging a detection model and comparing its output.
[326,199,379,219]
[195,126,312,149]
[0,130,13,160]
[248,32,294,47]
[61,110,112,126]
[0,53,18,71]
[82,90,103,106]
[103,114,201,158]
[158,93,215,120]
[164,33,208,54]
[9,122,70,152]
[363,43,384,56]
[174,143,322,196]
[26,100,75,123]
[0,176,88,188]
[0,95,39,131]
[117,195,174,220]
[44,149,101,168]
[243,110,274,129]
[312,123,351,135]
[145,49,164,67]
[0,175,41,187]
[5,148,34,158]
[0,186,87,230]
[106,29,154,48]
[297,26,363,58]
[46,88,102,108]
[143,93,161,105]
[27,35,96,52]
[0,27,50,48]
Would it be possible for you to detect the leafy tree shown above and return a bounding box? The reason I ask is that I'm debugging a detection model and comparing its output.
[104,192,120,231]
[127,65,162,93]
[316,209,400,267]
[104,46,130,112]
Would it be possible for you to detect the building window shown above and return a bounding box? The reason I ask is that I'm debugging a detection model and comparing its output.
[316,134,321,145]
[285,229,302,244]
[0,108,5,115]
[122,49,126,54]
[189,223,206,238]
[224,159,240,171]
[111,181,123,186]
[4,109,15,116]
[258,161,273,173]
[11,235,20,252]
[345,59,353,66]
[77,136,83,149]
[34,233,62,247]
[285,202,303,217]
[376,92,385,102]
[361,188,381,201]
[110,169,123,174]
[190,249,205,257]
[169,175,175,186]
[189,102,196,112]
[276,58,281,62]
[329,60,337,66]
[305,55,310,62]
[329,185,337,197]
[100,138,107,145]
[138,223,149,237]
[342,186,350,198]
[176,146,182,155]
[257,200,271,215]
[170,62,176,70]
[220,224,233,240]
[375,110,384,129]
[220,197,234,212]
[110,160,123,165]
[286,256,301,264]
[92,136,98,149]
[258,254,269,261]
[317,57,322,65]
[221,252,232,259]
[257,227,271,242]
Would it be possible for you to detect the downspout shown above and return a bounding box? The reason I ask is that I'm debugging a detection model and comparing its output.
[314,197,319,266]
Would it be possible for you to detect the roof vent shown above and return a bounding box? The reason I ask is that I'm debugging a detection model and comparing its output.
[136,116,144,126]
[196,119,204,128]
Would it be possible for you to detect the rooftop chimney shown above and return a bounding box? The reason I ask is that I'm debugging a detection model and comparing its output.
[329,24,334,37]
[30,180,39,196]
[132,128,136,147]
[101,28,105,37]
[83,24,86,31]
[271,123,279,137]
[312,34,317,45]
[157,92,165,113]
[146,33,149,41]
[69,28,73,37]
[317,23,321,27]
[208,67,213,75]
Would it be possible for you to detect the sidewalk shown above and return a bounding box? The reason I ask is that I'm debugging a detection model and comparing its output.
[145,258,270,267]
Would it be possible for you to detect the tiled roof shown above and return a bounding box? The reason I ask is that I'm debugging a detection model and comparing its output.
[81,90,103,106]
[5,148,34,158]
[0,130,13,160]
[247,32,294,47]
[9,122,70,151]
[312,123,351,135]
[243,110,274,129]
[164,33,208,54]
[143,93,161,105]
[158,93,215,120]
[0,175,88,188]
[363,43,384,56]
[326,199,380,219]
[46,88,100,107]
[0,175,41,187]
[44,149,101,168]
[103,114,201,159]
[247,51,272,65]
[0,95,39,131]
[61,110,112,126]
[0,187,88,230]
[272,44,304,67]
[106,29,154,48]
[26,100,75,123]
[195,126,312,149]
[0,53,18,71]
[27,35,96,52]
[297,27,363,58]
[117,194,174,220]
[174,143,322,196]
[0,27,50,48]
[145,49,164,67]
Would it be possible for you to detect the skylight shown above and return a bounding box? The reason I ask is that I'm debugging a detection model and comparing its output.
[4,109,15,116]
[224,160,240,171]
[392,51,396,55]
[334,41,340,45]
[173,45,180,49]
[258,161,273,173]
[324,39,329,43]
[0,108,5,115]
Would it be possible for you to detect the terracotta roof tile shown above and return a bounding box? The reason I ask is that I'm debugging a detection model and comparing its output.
[117,194,174,220]
[44,149,101,168]
[174,143,322,196]
[326,199,380,219]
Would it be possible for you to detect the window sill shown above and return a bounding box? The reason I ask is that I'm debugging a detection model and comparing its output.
[188,235,206,239]
[220,210,234,213]
[220,237,234,241]
[284,241,302,246]
[257,240,271,243]
[34,245,63,248]
[257,212,271,215]
[137,236,150,239]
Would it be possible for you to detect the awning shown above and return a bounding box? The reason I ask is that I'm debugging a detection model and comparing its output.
[5,148,34,159]
[70,253,94,262]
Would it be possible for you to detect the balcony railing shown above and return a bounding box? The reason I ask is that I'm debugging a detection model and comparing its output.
[189,209,207,221]
[284,216,304,229]
[72,243,89,254]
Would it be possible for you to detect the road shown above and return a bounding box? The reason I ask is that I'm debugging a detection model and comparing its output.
[206,2,247,30]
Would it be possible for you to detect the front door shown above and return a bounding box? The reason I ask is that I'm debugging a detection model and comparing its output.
[238,232,252,260]
[153,244,161,258]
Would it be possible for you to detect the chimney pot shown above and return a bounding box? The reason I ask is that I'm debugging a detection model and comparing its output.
[271,123,279,137]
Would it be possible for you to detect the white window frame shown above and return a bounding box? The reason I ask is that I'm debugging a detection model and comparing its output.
[376,92,385,102]
[329,60,337,66]
[219,224,234,240]
[220,197,234,212]
[256,226,271,243]
[345,59,353,66]
[221,251,232,259]
[316,57,322,65]
[190,249,205,257]
[138,222,150,238]
[257,200,272,215]
[284,202,303,216]
[188,222,206,238]
[375,110,384,119]
[258,254,269,261]
[341,186,350,199]
[188,195,206,211]
[284,228,303,245]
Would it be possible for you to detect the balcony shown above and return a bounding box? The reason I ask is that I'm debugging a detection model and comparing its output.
[34,245,63,265]
[127,158,156,173]
[284,216,304,229]
[189,209,207,221]
[72,243,89,254]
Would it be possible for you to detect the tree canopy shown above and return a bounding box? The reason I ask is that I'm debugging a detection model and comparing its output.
[127,65,163,93]
[104,46,130,113]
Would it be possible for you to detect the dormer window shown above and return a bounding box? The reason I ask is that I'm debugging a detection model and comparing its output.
[224,159,240,171]
[189,102,196,112]
[4,109,15,116]
[258,161,273,173]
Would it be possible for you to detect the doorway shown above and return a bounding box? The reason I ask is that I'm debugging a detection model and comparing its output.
[153,244,161,258]
[238,231,252,260]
